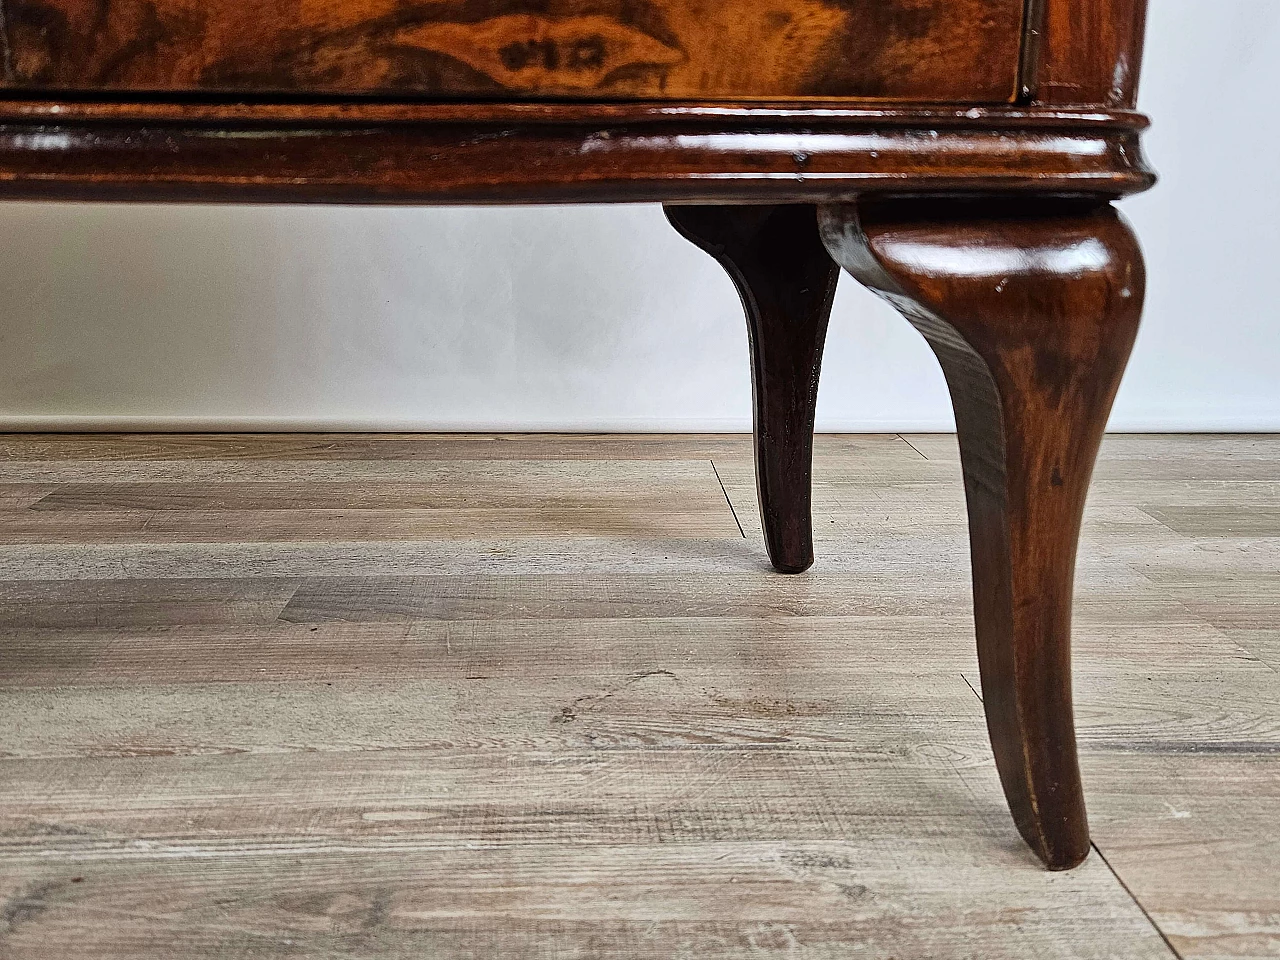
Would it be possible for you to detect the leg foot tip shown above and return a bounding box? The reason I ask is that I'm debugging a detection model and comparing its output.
[1029,835,1092,871]
[768,555,814,575]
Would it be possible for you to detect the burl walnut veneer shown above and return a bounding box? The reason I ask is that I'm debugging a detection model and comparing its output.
[0,0,1155,869]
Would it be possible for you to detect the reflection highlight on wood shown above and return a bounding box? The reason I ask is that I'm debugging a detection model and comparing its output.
[821,199,1145,870]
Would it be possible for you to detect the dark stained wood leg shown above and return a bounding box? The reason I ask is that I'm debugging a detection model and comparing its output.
[664,205,839,574]
[819,198,1145,870]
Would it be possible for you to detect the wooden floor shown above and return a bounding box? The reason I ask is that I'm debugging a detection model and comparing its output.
[1,433,1277,960]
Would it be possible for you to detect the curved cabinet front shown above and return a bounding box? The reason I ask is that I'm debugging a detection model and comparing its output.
[0,0,1026,102]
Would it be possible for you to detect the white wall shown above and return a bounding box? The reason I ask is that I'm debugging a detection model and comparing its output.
[2,0,1277,433]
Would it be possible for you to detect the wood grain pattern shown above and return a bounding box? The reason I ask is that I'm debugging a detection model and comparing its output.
[1089,756,1280,960]
[0,0,1025,101]
[0,432,765,462]
[1033,0,1148,107]
[0,848,1169,960]
[0,0,1154,202]
[1,432,1277,958]
[3,607,1241,688]
[0,460,741,543]
[0,100,1153,126]
[821,199,1145,870]
[0,578,298,628]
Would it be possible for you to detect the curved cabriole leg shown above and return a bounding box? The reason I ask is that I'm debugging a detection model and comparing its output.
[664,205,839,574]
[819,199,1144,870]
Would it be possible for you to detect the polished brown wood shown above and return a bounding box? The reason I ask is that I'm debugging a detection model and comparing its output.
[0,100,1153,125]
[0,106,1154,204]
[1031,0,1149,107]
[665,205,837,573]
[819,198,1145,870]
[1,0,1025,101]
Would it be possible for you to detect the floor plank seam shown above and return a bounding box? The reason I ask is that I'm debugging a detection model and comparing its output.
[271,579,306,624]
[709,459,746,539]
[1146,592,1280,679]
[1134,505,1191,539]
[897,435,931,460]
[1092,842,1185,960]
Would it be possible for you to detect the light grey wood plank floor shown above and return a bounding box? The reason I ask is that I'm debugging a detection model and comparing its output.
[1,433,1277,959]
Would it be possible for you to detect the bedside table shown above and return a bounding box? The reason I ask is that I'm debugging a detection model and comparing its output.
[0,0,1154,870]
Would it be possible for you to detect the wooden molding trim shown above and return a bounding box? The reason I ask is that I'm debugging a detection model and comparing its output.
[0,105,1155,204]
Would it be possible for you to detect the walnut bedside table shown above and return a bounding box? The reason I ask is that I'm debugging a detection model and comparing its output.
[0,0,1155,869]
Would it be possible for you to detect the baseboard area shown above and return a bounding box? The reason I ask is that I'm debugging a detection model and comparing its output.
[1,414,1278,433]
[0,415,947,434]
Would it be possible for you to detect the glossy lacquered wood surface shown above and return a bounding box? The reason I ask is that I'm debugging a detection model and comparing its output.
[0,106,1154,204]
[820,199,1145,869]
[1030,0,1149,107]
[0,0,1153,201]
[665,205,837,574]
[0,0,1024,101]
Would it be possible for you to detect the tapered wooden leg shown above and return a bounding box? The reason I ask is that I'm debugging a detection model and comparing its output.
[819,199,1145,870]
[665,205,839,574]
